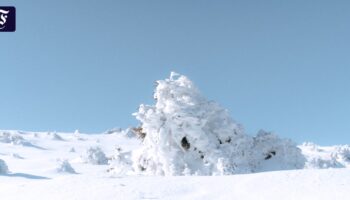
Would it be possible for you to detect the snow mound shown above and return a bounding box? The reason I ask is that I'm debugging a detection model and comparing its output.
[0,131,32,146]
[11,153,24,159]
[0,159,9,174]
[56,159,76,174]
[104,127,135,138]
[108,147,133,176]
[69,147,76,153]
[250,130,306,172]
[133,72,305,175]
[301,143,350,168]
[104,127,122,135]
[72,130,87,141]
[337,145,350,162]
[47,132,65,141]
[83,147,108,165]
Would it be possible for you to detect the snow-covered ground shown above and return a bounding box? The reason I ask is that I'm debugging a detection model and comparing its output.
[0,130,349,200]
[1,73,349,199]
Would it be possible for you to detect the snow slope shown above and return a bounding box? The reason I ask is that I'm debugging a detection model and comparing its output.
[0,130,349,200]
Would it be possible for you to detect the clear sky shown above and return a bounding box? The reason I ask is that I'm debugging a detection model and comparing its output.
[1,1,349,145]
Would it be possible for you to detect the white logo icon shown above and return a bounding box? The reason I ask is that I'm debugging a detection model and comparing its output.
[0,9,9,30]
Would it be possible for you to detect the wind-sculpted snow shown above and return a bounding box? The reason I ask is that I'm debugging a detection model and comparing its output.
[0,159,9,174]
[0,131,46,150]
[133,72,305,175]
[0,131,31,146]
[0,129,349,200]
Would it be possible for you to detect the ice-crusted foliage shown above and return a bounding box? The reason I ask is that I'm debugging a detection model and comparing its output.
[0,159,9,174]
[301,143,350,168]
[133,72,305,175]
[133,72,247,175]
[83,147,108,165]
[108,147,133,176]
[56,159,76,174]
[250,130,305,172]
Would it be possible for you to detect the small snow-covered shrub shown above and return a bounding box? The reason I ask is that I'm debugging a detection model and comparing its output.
[250,130,305,172]
[305,157,343,169]
[83,147,108,165]
[104,128,122,135]
[73,130,86,141]
[337,145,350,162]
[132,72,305,175]
[73,129,81,139]
[0,131,30,146]
[56,159,76,174]
[108,147,133,176]
[104,128,135,138]
[0,159,9,174]
[48,132,64,141]
[301,143,347,169]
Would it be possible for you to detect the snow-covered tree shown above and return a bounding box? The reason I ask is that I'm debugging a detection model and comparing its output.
[132,72,305,175]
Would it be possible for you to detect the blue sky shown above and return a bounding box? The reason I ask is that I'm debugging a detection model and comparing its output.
[1,1,349,145]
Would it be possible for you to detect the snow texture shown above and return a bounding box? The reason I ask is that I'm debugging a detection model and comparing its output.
[301,142,350,168]
[108,147,133,176]
[83,147,108,165]
[133,72,305,175]
[0,130,349,200]
[0,131,31,146]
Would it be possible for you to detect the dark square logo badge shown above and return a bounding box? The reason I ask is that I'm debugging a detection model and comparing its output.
[0,6,16,32]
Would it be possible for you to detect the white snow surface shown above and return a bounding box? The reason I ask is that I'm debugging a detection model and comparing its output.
[0,130,349,200]
[1,73,349,199]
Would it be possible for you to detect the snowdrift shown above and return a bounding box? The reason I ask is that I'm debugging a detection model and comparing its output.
[0,130,349,200]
